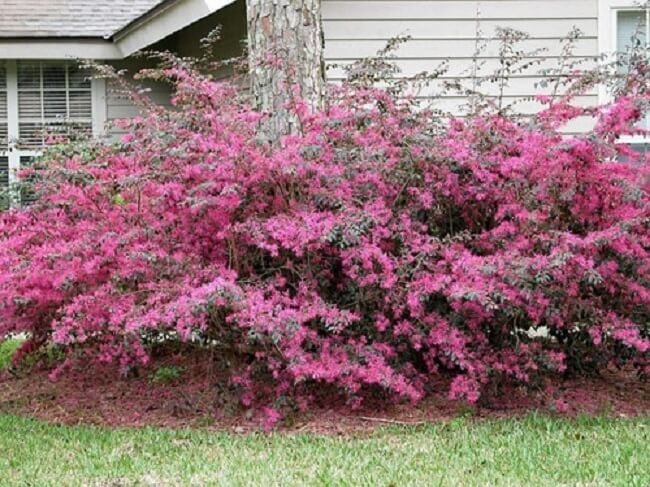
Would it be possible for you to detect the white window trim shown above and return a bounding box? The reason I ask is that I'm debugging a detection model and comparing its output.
[91,77,107,137]
[598,0,650,144]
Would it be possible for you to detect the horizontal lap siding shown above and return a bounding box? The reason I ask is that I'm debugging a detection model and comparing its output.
[327,57,600,82]
[324,18,597,39]
[104,0,600,135]
[105,73,173,137]
[106,85,172,115]
[322,0,599,131]
[325,38,598,59]
[322,1,595,19]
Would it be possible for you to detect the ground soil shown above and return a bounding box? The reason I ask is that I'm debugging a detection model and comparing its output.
[0,353,648,434]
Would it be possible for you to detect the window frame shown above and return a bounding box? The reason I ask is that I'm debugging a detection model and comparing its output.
[598,0,650,144]
[0,60,105,195]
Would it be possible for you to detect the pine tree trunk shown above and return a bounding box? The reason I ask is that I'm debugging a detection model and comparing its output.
[247,0,325,141]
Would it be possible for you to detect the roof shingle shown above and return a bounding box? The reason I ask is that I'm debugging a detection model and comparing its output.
[0,1,165,39]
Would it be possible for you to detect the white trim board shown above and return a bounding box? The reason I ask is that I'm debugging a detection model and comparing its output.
[91,78,108,137]
[0,41,122,60]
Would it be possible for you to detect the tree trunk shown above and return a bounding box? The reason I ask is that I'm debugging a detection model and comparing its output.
[247,0,325,141]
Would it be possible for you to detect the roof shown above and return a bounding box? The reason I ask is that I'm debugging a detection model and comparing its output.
[0,1,166,39]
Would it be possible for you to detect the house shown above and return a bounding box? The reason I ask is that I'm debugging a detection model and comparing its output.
[0,0,646,185]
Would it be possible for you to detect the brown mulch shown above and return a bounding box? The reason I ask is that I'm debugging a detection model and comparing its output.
[0,355,648,434]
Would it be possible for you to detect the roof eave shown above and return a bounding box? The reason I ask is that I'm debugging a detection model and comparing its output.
[0,39,123,60]
[0,0,237,60]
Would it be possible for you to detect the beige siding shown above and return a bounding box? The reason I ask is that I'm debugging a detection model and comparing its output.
[103,0,601,135]
[105,60,173,137]
[322,0,599,131]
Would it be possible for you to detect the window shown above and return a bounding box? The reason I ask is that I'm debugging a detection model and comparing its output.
[0,60,94,200]
[599,1,650,144]
[616,9,648,53]
[618,9,650,138]
[17,61,92,150]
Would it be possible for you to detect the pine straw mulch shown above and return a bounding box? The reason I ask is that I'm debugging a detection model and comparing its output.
[0,352,648,434]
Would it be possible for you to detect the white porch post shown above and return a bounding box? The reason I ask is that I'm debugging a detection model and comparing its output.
[91,77,107,137]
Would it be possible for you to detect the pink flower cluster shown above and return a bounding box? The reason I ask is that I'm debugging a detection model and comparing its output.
[0,64,648,418]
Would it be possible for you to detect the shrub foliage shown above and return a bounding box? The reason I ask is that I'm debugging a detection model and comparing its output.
[0,35,648,420]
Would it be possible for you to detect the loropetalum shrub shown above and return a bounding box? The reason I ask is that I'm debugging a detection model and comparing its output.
[0,51,648,423]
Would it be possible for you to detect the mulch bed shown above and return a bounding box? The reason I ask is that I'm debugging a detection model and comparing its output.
[0,353,648,434]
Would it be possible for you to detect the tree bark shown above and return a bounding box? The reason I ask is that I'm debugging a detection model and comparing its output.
[247,0,325,141]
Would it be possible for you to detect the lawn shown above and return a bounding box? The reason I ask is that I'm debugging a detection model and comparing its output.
[1,338,648,485]
[0,413,648,486]
[0,339,21,370]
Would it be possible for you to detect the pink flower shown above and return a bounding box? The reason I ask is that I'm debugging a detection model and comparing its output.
[0,55,647,423]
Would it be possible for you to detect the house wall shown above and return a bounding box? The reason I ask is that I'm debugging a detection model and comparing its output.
[105,57,172,136]
[105,0,247,136]
[322,0,599,132]
[103,0,600,135]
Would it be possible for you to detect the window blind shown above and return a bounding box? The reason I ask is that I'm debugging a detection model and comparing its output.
[17,61,92,150]
[0,155,8,210]
[0,156,7,187]
[0,64,7,152]
[0,65,7,193]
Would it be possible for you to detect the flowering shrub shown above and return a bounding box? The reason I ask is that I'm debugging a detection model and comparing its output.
[0,44,648,421]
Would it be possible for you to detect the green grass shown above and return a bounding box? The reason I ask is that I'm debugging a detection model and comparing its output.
[0,339,21,370]
[0,414,648,486]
